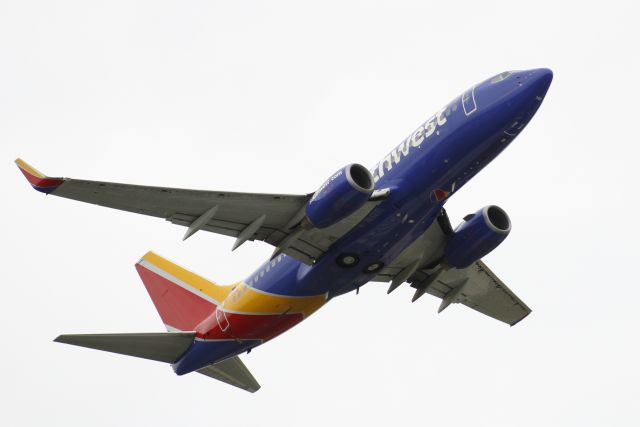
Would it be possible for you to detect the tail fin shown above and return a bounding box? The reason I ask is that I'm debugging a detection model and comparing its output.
[135,252,234,331]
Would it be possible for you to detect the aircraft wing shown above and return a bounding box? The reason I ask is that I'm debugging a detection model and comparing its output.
[409,261,530,326]
[16,159,379,265]
[373,213,531,326]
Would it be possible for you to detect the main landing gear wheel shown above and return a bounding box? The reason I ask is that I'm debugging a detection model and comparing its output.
[363,261,384,274]
[336,253,360,268]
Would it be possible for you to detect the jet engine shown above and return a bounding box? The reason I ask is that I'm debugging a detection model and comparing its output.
[305,163,375,229]
[443,205,511,268]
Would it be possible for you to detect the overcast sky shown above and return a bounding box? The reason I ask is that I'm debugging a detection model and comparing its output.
[2,1,639,426]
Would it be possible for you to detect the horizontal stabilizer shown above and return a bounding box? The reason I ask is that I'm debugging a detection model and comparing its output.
[197,356,261,393]
[54,332,195,363]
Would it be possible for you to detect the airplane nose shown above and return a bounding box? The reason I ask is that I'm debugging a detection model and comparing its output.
[529,68,553,94]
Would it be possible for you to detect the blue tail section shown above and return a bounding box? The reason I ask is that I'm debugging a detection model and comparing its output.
[172,339,261,375]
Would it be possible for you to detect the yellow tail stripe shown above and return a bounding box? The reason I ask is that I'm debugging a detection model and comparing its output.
[141,252,234,303]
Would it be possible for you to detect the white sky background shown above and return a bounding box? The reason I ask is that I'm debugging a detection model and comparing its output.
[1,1,639,425]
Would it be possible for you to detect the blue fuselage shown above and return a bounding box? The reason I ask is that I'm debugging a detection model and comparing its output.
[250,69,552,298]
[173,69,553,374]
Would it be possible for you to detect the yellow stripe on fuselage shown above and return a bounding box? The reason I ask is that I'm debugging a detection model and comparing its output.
[223,282,327,317]
[141,251,326,317]
[141,251,235,303]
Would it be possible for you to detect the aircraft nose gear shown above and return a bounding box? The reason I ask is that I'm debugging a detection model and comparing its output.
[336,253,359,268]
[363,261,384,274]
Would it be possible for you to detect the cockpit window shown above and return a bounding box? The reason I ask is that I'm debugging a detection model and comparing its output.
[490,71,513,84]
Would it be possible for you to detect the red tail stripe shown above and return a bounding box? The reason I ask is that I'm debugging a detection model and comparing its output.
[136,264,215,331]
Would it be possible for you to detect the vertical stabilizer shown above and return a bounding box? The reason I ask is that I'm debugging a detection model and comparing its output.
[135,252,234,331]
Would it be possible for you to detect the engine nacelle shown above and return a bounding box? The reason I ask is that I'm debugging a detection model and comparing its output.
[305,163,374,229]
[443,205,511,268]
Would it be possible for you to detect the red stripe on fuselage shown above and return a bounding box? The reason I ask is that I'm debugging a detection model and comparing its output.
[135,264,216,331]
[197,310,304,341]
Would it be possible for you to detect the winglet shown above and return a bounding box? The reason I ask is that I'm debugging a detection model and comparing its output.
[15,158,66,194]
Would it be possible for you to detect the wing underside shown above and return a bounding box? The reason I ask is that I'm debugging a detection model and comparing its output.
[410,261,531,325]
[374,214,531,326]
[16,159,380,265]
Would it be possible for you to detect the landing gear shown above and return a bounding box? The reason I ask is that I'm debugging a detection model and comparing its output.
[363,261,384,274]
[336,253,360,268]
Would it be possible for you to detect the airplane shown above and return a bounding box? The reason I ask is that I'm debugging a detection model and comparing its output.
[16,68,553,393]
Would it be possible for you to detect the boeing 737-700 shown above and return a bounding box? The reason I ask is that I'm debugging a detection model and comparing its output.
[16,68,553,392]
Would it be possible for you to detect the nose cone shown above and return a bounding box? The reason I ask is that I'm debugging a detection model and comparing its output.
[479,68,553,144]
[500,68,553,110]
[530,67,553,95]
